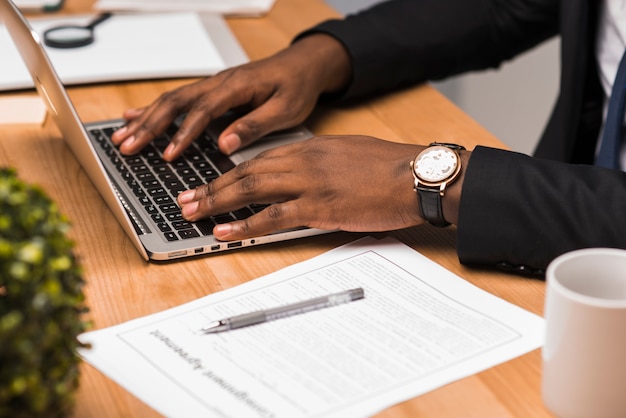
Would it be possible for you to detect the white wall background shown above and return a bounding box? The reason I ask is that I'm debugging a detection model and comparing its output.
[324,0,561,155]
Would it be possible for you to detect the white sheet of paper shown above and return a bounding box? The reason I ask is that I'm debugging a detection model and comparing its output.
[0,95,46,124]
[0,12,226,91]
[78,236,545,418]
[94,0,276,17]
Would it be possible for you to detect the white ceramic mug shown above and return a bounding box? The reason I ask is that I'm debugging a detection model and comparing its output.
[542,248,626,418]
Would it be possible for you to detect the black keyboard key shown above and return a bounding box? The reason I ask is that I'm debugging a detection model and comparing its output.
[232,207,254,220]
[151,214,165,223]
[183,176,204,188]
[153,195,173,205]
[140,146,160,159]
[136,172,156,182]
[158,173,178,185]
[207,151,236,174]
[169,188,186,199]
[99,141,111,153]
[172,220,193,230]
[147,158,166,167]
[172,160,190,170]
[214,213,235,224]
[91,129,106,143]
[132,186,146,198]
[164,232,178,241]
[115,162,128,173]
[157,222,171,232]
[159,203,179,213]
[153,136,170,151]
[148,187,168,197]
[196,134,218,152]
[131,164,150,174]
[192,161,211,170]
[153,165,172,175]
[166,212,183,222]
[102,127,117,138]
[199,168,219,180]
[176,167,195,177]
[142,179,160,189]
[250,204,268,213]
[195,219,216,235]
[125,156,143,165]
[179,229,200,239]
[163,179,185,190]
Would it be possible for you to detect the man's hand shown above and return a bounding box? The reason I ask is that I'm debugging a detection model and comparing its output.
[176,136,431,241]
[111,34,351,161]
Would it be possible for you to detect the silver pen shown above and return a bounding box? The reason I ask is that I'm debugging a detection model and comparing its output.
[200,287,365,334]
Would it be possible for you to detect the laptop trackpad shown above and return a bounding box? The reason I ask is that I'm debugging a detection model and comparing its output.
[229,126,313,165]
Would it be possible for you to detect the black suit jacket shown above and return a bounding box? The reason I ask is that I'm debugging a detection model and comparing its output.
[303,0,626,275]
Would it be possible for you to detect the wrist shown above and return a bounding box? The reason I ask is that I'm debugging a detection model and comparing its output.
[410,143,468,226]
[291,33,351,94]
[441,149,468,226]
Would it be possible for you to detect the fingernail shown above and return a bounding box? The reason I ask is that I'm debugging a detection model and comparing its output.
[222,133,241,155]
[181,201,199,218]
[214,223,232,237]
[164,143,177,160]
[112,126,127,142]
[178,190,195,204]
[119,135,135,152]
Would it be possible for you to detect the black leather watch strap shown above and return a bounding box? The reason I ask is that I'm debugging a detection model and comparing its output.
[417,185,449,227]
[411,142,465,228]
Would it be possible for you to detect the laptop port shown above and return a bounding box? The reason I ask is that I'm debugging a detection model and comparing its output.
[227,241,242,249]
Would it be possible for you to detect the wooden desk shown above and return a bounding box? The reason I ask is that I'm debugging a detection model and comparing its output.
[0,0,552,416]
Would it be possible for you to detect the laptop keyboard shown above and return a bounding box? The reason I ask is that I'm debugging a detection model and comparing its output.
[89,124,266,242]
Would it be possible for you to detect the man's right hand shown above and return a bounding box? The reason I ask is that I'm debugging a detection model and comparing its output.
[111,33,352,161]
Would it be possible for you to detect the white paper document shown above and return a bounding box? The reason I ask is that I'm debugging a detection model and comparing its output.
[94,0,276,17]
[0,12,230,91]
[78,237,545,418]
[0,95,46,125]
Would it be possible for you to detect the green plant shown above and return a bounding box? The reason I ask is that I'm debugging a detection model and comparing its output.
[0,168,89,418]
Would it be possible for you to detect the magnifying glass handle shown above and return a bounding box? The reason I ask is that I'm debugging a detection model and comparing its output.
[85,12,112,30]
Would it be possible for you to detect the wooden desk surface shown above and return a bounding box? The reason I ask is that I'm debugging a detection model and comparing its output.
[0,0,552,416]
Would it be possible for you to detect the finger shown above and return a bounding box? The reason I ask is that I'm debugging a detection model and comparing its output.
[212,202,305,241]
[208,146,306,188]
[113,97,187,155]
[179,168,303,222]
[113,79,216,154]
[217,94,314,155]
[121,107,145,121]
[159,71,280,159]
[110,107,145,144]
[162,91,239,160]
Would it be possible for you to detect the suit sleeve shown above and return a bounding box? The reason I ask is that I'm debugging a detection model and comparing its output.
[457,147,626,276]
[298,0,559,101]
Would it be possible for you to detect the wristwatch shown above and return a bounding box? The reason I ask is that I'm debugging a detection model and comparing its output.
[410,142,465,227]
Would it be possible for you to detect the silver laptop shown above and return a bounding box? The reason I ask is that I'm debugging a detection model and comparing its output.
[0,0,330,261]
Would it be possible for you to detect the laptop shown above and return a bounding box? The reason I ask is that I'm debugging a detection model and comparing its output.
[0,0,331,261]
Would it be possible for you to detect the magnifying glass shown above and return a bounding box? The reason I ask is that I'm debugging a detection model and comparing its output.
[43,13,112,49]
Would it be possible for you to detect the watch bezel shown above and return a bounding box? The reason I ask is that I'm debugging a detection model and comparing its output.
[410,144,463,189]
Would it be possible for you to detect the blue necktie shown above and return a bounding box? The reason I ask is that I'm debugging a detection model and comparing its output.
[596,49,626,169]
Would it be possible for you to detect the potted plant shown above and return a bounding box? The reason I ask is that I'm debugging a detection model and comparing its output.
[0,168,89,417]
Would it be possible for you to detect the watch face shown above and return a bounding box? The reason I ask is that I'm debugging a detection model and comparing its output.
[413,146,459,183]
